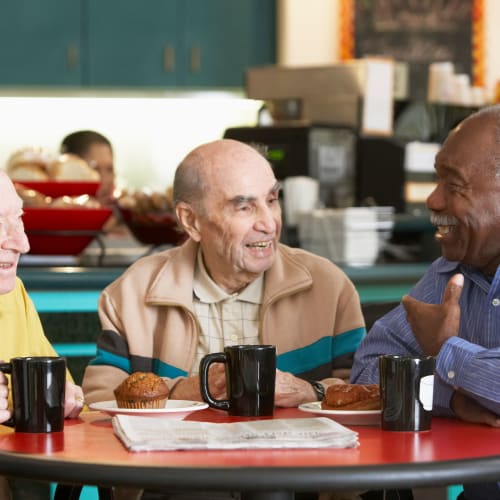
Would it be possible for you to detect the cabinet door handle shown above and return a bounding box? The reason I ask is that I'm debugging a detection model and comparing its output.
[67,44,78,70]
[164,45,175,73]
[190,46,201,73]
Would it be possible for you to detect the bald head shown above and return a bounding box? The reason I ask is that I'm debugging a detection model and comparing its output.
[173,139,271,211]
[469,103,500,123]
[0,170,19,200]
[442,104,500,180]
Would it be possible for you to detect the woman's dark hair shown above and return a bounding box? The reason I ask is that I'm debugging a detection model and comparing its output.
[60,130,112,156]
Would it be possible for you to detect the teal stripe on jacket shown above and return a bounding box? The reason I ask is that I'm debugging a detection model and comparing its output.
[90,327,365,378]
[90,349,188,378]
[153,360,188,378]
[277,327,365,374]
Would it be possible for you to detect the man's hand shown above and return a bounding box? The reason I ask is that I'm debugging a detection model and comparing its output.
[0,373,83,422]
[173,366,346,408]
[0,372,11,424]
[64,381,85,419]
[275,370,345,407]
[402,273,464,356]
[451,391,500,427]
[171,363,226,402]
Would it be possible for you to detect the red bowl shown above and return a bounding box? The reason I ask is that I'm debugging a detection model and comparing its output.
[23,207,113,255]
[16,181,101,198]
[118,207,187,246]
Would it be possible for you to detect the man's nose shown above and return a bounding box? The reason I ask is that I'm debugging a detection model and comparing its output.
[426,183,445,211]
[255,206,277,233]
[1,224,30,253]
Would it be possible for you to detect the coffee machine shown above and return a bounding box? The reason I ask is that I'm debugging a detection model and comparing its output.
[223,124,357,209]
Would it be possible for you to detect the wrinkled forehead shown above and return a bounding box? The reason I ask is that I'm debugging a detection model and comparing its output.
[211,140,272,174]
[212,152,276,196]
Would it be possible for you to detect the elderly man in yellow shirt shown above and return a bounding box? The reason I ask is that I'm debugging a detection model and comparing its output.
[0,170,84,418]
[0,170,84,499]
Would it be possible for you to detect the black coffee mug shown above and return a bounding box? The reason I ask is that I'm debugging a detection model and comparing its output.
[0,356,66,433]
[379,354,435,432]
[199,345,276,417]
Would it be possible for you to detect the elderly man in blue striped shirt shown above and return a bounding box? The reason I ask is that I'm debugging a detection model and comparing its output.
[352,105,500,500]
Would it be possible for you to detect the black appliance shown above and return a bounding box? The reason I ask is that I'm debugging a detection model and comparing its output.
[355,136,406,213]
[223,125,357,208]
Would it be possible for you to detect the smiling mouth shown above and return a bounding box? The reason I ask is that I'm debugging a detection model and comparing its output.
[435,225,456,239]
[437,225,452,235]
[245,241,272,249]
[430,213,458,238]
[0,262,13,269]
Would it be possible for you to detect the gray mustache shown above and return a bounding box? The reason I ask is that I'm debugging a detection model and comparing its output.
[430,212,458,225]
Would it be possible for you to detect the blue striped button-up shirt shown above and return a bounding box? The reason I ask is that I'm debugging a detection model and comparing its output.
[352,257,500,499]
[351,257,500,417]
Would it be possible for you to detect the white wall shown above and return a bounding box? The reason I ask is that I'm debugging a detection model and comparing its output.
[0,92,262,190]
[277,0,340,65]
[278,0,500,97]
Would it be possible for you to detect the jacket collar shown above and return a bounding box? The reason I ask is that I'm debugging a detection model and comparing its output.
[262,245,313,303]
[145,238,199,308]
[145,240,312,308]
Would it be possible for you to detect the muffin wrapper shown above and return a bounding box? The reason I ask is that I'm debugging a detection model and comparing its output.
[116,398,167,409]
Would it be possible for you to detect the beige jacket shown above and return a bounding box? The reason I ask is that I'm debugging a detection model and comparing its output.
[83,239,365,403]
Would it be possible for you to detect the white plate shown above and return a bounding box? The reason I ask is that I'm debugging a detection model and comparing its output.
[89,400,209,418]
[298,401,381,426]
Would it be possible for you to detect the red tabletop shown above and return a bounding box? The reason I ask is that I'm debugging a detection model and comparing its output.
[0,407,499,492]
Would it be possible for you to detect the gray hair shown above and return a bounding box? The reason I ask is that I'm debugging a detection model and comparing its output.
[468,105,500,178]
[172,150,208,213]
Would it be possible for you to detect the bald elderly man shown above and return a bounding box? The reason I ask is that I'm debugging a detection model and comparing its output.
[83,139,366,407]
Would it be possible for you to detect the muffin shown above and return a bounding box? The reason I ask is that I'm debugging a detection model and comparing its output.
[114,372,169,409]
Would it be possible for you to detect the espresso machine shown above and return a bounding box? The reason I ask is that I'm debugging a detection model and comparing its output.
[223,124,357,209]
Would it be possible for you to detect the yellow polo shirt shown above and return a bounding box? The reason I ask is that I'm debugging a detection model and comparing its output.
[0,278,73,402]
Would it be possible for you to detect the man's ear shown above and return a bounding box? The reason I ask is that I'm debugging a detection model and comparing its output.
[176,202,201,242]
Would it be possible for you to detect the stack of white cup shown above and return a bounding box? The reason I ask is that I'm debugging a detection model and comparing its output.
[283,176,319,227]
[427,62,455,103]
[427,61,485,107]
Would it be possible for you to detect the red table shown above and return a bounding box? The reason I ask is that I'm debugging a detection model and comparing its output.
[0,407,499,497]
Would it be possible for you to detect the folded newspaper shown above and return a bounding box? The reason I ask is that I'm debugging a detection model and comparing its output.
[112,415,359,452]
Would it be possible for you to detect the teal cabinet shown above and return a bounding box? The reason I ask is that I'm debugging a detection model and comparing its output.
[182,0,276,87]
[0,0,275,88]
[88,0,275,87]
[0,1,82,85]
[86,0,181,86]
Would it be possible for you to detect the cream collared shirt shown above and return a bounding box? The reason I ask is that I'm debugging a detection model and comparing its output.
[190,250,263,374]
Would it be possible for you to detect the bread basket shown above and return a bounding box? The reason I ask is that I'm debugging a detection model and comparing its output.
[117,206,187,246]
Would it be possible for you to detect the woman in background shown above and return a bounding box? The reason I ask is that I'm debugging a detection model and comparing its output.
[60,130,115,206]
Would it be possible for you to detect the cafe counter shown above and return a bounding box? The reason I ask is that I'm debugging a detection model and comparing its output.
[18,262,429,311]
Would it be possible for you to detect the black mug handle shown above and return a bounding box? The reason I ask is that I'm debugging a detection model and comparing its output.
[0,363,13,427]
[0,363,12,374]
[199,353,230,411]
